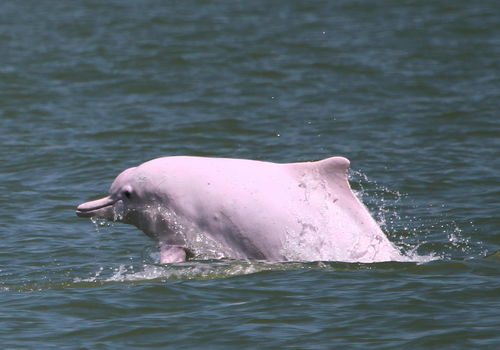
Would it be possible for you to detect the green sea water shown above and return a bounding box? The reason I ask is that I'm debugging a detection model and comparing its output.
[1,0,499,349]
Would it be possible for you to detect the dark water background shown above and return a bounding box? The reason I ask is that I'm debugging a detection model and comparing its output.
[1,0,499,349]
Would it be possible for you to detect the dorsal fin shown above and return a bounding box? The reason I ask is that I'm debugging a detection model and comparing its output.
[315,156,350,180]
[288,156,351,190]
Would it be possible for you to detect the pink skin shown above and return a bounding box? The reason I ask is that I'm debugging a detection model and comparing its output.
[76,156,404,263]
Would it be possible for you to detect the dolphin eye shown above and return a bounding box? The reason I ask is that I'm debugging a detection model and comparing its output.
[123,190,132,199]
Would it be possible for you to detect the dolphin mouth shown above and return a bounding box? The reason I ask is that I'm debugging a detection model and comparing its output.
[76,196,116,218]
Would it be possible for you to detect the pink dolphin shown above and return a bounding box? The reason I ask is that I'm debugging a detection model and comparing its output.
[76,156,404,263]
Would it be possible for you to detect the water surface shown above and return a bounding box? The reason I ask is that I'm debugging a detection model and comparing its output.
[1,0,499,349]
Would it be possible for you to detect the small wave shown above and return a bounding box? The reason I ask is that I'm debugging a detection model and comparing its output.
[72,256,438,285]
[349,169,486,261]
[74,261,287,283]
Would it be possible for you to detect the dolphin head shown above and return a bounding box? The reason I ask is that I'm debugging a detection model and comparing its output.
[76,162,189,261]
[76,167,146,227]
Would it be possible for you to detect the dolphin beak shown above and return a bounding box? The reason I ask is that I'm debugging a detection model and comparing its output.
[76,196,116,219]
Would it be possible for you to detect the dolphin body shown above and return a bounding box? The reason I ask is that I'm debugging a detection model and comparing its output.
[76,156,404,263]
